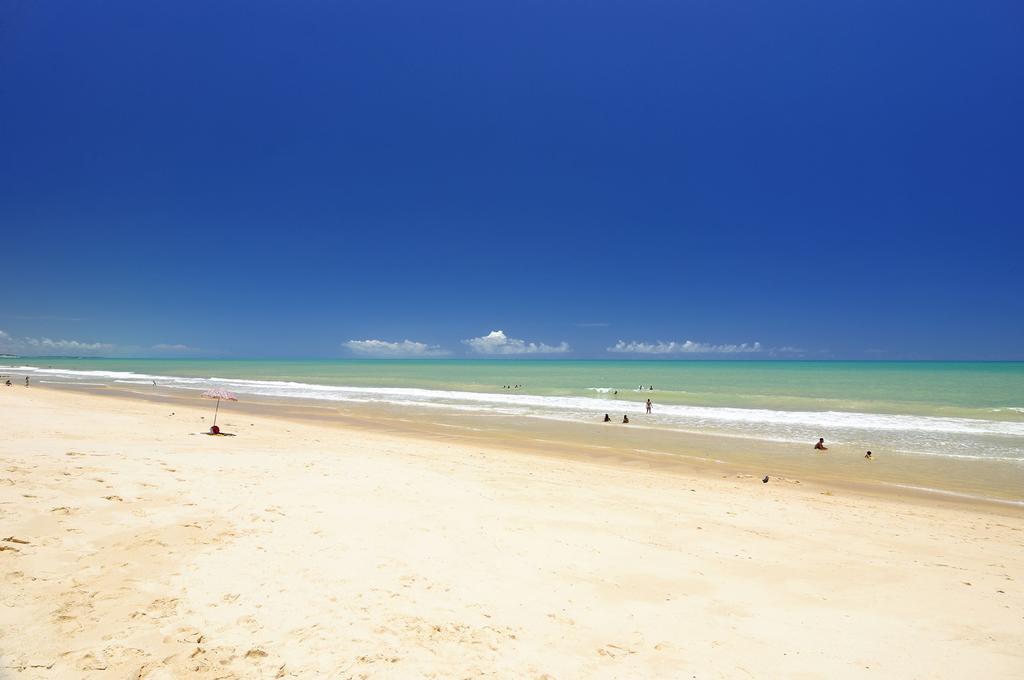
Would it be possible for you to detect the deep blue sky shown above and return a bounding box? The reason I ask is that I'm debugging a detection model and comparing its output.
[2,1,1022,359]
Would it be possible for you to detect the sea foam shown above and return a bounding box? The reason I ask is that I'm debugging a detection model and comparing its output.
[6,364,1023,463]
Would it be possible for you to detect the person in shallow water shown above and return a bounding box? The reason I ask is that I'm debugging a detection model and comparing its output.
[646,399,652,414]
[622,414,630,424]
[865,451,873,460]
[603,414,611,422]
[814,437,828,451]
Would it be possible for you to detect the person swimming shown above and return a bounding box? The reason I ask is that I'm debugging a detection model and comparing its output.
[603,414,611,422]
[622,414,629,424]
[814,438,828,451]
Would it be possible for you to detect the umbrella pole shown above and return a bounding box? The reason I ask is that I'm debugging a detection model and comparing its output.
[213,398,220,427]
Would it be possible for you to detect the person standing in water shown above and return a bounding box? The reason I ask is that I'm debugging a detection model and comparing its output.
[645,398,652,414]
[24,376,29,387]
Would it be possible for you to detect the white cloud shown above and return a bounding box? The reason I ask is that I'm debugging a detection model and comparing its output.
[343,339,450,358]
[0,329,114,355]
[463,330,570,355]
[608,339,763,354]
[25,337,114,352]
[152,343,200,352]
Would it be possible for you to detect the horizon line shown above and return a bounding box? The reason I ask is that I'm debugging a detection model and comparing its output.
[4,356,1024,363]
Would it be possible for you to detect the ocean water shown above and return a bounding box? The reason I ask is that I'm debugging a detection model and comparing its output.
[5,359,1023,469]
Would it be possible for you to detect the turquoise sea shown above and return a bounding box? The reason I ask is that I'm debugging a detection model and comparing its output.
[4,359,1024,467]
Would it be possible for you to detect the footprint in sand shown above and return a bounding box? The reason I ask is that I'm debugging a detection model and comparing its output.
[75,645,147,672]
[545,611,575,625]
[597,643,636,658]
[356,653,402,665]
[171,626,205,644]
[187,644,248,674]
[102,495,124,502]
[77,652,108,671]
[143,597,180,619]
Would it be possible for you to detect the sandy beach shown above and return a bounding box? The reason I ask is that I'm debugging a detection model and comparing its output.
[1,386,1021,678]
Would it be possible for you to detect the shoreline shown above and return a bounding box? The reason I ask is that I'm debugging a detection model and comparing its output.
[29,380,1024,512]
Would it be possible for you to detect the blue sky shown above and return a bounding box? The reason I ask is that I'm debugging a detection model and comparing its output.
[2,1,1022,360]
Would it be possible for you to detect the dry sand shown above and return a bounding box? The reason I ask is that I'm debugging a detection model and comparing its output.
[1,386,1021,678]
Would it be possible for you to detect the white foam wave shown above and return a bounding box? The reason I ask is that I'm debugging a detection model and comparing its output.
[7,364,1023,462]
[38,380,108,386]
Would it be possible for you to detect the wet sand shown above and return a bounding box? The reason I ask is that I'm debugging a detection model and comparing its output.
[58,381,1024,506]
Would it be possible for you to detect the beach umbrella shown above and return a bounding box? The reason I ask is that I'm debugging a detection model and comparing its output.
[201,388,238,427]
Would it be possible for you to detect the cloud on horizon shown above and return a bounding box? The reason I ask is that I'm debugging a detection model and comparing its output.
[151,343,201,352]
[608,339,763,354]
[463,330,570,355]
[343,339,450,358]
[0,329,114,354]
